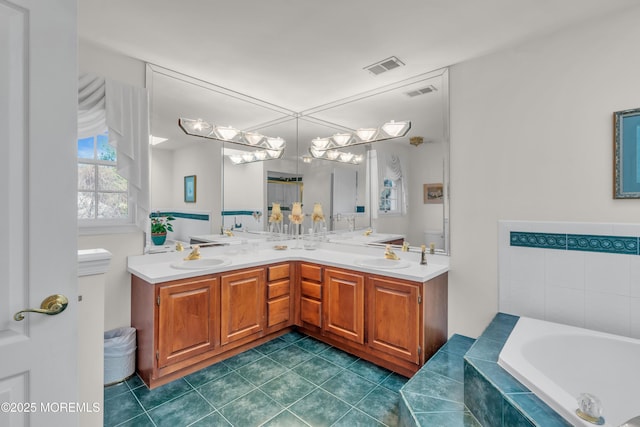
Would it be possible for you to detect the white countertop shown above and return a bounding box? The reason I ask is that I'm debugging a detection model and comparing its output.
[128,240,449,284]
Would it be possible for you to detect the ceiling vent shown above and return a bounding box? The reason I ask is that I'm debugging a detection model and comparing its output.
[364,56,405,75]
[405,85,437,97]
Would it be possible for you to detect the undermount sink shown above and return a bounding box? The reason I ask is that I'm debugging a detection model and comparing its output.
[354,257,410,269]
[170,257,231,270]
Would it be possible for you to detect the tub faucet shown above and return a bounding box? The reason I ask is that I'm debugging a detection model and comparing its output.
[184,245,201,261]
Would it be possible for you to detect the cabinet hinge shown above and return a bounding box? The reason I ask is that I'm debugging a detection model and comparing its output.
[418,295,422,304]
[157,296,160,306]
[156,351,159,360]
[418,346,422,355]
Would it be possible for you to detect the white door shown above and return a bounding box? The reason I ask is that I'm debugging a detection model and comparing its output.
[0,0,78,426]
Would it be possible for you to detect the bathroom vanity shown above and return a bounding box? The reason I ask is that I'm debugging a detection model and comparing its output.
[128,242,448,388]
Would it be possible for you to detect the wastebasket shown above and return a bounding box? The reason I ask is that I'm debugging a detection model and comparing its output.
[104,327,136,385]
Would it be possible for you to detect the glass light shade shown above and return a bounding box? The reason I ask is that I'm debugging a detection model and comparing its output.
[242,152,254,162]
[310,148,325,158]
[216,125,239,140]
[244,132,264,145]
[356,128,377,141]
[326,150,340,160]
[312,137,330,149]
[253,150,267,160]
[354,155,363,164]
[229,155,243,164]
[180,118,213,135]
[267,137,285,149]
[332,133,352,146]
[381,120,409,137]
[302,156,312,164]
[340,152,354,162]
[267,149,282,158]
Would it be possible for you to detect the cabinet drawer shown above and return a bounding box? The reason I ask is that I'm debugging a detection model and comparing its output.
[300,264,322,282]
[300,297,322,327]
[301,280,322,299]
[267,296,290,327]
[268,279,290,299]
[268,264,290,281]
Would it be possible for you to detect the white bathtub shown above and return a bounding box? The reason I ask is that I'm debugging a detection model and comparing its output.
[498,317,640,427]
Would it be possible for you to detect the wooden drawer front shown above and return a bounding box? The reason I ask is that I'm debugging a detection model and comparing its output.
[300,263,322,282]
[301,280,322,300]
[300,297,322,327]
[268,279,290,300]
[267,296,290,327]
[268,263,290,282]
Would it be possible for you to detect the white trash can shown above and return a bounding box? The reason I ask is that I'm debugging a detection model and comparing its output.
[104,327,136,385]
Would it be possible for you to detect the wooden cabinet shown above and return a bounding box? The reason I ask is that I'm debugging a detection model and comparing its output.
[324,268,365,345]
[157,277,219,368]
[266,263,293,331]
[299,263,323,330]
[367,276,420,364]
[220,268,266,345]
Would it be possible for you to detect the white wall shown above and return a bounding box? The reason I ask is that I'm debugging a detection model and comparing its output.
[223,156,264,211]
[150,148,173,209]
[79,40,147,330]
[449,6,640,337]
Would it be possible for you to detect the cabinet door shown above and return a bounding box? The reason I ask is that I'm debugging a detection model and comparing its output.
[221,268,266,345]
[367,276,420,364]
[157,277,219,368]
[324,268,365,344]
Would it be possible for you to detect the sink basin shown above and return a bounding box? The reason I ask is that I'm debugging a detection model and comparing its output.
[355,257,410,269]
[170,257,231,270]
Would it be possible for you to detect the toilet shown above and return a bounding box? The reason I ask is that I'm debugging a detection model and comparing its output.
[424,230,445,250]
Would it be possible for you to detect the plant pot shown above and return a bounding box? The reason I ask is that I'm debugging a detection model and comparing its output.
[151,233,167,245]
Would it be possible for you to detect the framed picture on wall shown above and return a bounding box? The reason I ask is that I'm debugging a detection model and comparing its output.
[614,108,640,198]
[424,183,444,204]
[184,175,196,203]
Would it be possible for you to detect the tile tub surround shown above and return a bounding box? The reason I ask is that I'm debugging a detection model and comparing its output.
[104,332,408,427]
[499,220,640,339]
[399,334,481,427]
[463,313,571,427]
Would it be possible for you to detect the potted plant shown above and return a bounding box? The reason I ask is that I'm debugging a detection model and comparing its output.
[150,213,175,245]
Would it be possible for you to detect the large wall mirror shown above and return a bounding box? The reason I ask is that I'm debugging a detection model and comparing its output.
[147,64,450,253]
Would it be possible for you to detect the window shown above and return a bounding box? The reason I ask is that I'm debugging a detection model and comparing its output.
[77,132,129,222]
[379,176,401,213]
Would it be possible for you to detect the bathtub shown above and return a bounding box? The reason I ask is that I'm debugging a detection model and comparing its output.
[498,317,640,427]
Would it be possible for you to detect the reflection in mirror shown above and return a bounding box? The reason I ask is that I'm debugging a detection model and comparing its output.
[147,64,449,252]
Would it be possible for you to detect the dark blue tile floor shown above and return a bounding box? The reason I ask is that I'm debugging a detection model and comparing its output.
[104,332,408,426]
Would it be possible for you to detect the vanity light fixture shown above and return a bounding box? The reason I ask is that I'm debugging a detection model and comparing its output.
[309,120,411,151]
[179,117,287,150]
[309,147,363,165]
[227,148,284,165]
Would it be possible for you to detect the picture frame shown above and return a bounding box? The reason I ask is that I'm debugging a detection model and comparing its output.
[184,175,196,203]
[614,108,640,198]
[424,183,444,204]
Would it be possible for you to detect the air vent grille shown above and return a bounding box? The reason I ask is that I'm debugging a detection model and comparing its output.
[405,85,437,97]
[364,56,405,75]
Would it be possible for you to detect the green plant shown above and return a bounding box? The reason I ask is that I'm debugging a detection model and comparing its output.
[151,213,175,234]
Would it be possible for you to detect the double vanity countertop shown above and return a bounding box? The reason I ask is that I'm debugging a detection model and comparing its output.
[128,237,449,284]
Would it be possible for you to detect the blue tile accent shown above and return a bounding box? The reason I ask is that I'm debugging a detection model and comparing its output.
[510,231,640,255]
[150,211,210,221]
[567,234,638,254]
[221,210,259,216]
[510,232,567,250]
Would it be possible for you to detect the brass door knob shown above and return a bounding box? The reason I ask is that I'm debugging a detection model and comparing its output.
[14,294,69,321]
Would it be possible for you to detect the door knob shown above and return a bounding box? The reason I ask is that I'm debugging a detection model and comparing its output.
[14,294,69,321]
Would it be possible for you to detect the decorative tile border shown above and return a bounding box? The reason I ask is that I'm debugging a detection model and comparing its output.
[222,210,260,216]
[150,211,210,221]
[510,231,640,255]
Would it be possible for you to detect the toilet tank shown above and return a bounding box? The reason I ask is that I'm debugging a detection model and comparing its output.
[424,230,445,250]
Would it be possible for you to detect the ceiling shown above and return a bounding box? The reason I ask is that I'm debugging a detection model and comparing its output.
[79,0,638,114]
